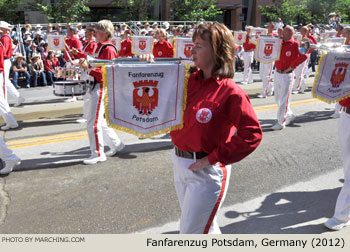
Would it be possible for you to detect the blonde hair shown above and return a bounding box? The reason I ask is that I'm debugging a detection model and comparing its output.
[156,28,167,40]
[193,23,236,79]
[95,20,114,41]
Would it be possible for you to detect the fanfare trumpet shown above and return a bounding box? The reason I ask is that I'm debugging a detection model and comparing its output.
[86,54,191,67]
[310,42,350,52]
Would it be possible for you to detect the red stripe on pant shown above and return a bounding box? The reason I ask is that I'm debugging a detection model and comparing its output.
[282,72,294,125]
[2,71,5,100]
[203,163,227,234]
[94,83,103,157]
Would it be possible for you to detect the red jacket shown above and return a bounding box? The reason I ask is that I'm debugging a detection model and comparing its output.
[243,36,256,51]
[65,36,82,61]
[0,43,4,71]
[340,98,350,107]
[119,38,133,57]
[44,57,59,72]
[89,41,118,83]
[171,70,262,165]
[153,40,174,58]
[275,39,307,70]
[0,33,12,59]
[75,39,98,58]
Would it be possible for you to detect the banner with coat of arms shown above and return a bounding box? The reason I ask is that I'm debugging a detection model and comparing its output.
[250,28,267,44]
[47,35,65,50]
[234,31,247,45]
[173,37,194,58]
[255,36,282,63]
[131,36,153,55]
[103,63,189,137]
[312,51,350,103]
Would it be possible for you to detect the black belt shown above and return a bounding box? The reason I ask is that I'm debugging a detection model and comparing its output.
[4,58,10,60]
[276,69,293,74]
[174,146,208,159]
[344,107,350,115]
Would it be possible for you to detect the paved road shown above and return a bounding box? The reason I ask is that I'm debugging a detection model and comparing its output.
[0,71,349,235]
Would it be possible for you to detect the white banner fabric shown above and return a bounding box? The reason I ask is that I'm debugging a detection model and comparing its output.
[312,51,350,103]
[104,63,187,137]
[112,37,121,51]
[131,36,153,55]
[174,37,193,58]
[293,33,302,43]
[325,37,346,44]
[255,36,282,63]
[250,28,267,44]
[234,31,247,45]
[47,35,65,50]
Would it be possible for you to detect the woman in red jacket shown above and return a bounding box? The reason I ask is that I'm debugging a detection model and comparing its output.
[153,28,174,58]
[79,20,124,165]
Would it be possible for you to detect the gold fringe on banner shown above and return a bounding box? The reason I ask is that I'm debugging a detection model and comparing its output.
[103,63,190,138]
[311,52,350,104]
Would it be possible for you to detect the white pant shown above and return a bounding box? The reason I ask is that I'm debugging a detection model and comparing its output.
[242,51,254,83]
[86,83,121,157]
[0,136,17,161]
[0,71,17,126]
[4,59,20,100]
[274,72,294,126]
[259,62,274,96]
[292,55,309,92]
[171,149,231,234]
[333,112,350,222]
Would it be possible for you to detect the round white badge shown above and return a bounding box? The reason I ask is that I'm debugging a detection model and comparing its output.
[286,51,291,57]
[158,51,163,56]
[123,47,126,50]
[196,108,212,123]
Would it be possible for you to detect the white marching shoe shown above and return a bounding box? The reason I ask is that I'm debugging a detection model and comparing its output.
[257,93,266,98]
[14,96,25,107]
[0,157,21,175]
[285,114,296,126]
[271,123,285,130]
[1,123,19,130]
[324,217,350,231]
[83,155,107,165]
[106,142,125,157]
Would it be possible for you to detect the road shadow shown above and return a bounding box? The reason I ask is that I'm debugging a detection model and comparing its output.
[162,184,343,234]
[259,110,335,132]
[221,186,342,234]
[7,139,174,173]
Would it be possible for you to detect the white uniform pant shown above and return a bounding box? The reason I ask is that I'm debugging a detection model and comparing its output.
[259,62,274,96]
[292,55,309,92]
[171,149,231,234]
[0,136,17,161]
[0,71,17,126]
[333,112,350,222]
[86,83,121,157]
[4,59,20,100]
[242,51,254,83]
[274,72,294,126]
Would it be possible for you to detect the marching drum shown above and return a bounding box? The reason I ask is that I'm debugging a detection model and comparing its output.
[53,80,88,97]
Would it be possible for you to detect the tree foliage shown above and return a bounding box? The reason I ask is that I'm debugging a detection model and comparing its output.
[29,0,91,23]
[0,0,25,24]
[259,0,350,26]
[170,0,222,21]
[112,0,155,21]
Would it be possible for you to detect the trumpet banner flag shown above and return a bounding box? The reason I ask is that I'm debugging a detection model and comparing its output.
[174,37,194,58]
[47,35,65,50]
[255,36,282,63]
[312,51,350,103]
[131,36,153,55]
[103,63,188,137]
[325,37,345,44]
[112,36,121,51]
[234,31,246,45]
